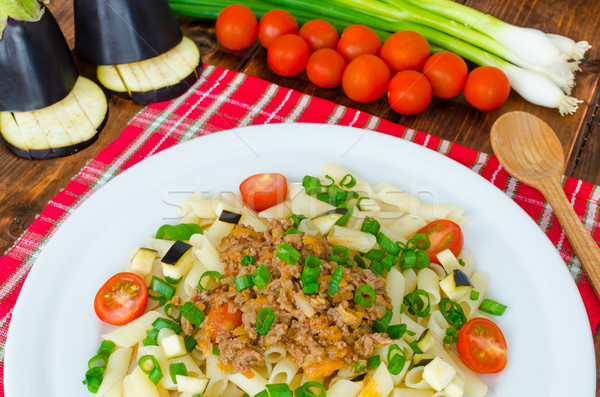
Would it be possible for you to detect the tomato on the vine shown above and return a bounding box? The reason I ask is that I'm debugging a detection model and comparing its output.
[239,173,288,212]
[421,51,468,99]
[387,70,432,115]
[215,4,258,51]
[380,30,430,74]
[342,54,390,103]
[463,66,511,111]
[94,272,148,326]
[416,219,464,263]
[267,34,310,76]
[336,24,382,62]
[457,317,508,374]
[306,48,347,88]
[298,19,339,52]
[257,9,298,49]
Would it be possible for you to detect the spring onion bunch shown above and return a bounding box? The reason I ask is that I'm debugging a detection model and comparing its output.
[168,0,590,115]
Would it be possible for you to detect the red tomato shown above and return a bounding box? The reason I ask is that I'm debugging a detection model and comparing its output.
[463,66,511,111]
[215,4,258,51]
[298,19,339,52]
[416,219,464,263]
[387,70,432,115]
[457,317,508,374]
[267,34,310,76]
[239,173,288,212]
[380,30,430,74]
[342,54,390,103]
[94,272,148,326]
[306,48,347,88]
[336,24,381,62]
[258,9,298,49]
[203,301,243,341]
[421,52,468,99]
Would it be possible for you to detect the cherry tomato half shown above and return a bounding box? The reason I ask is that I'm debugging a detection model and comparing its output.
[94,272,148,326]
[299,19,339,52]
[342,54,390,103]
[463,66,511,111]
[306,48,347,88]
[337,24,381,62]
[457,317,508,374]
[239,173,288,212]
[416,219,464,263]
[388,70,432,115]
[267,34,310,77]
[215,4,258,51]
[380,30,430,74]
[258,9,298,49]
[421,51,468,99]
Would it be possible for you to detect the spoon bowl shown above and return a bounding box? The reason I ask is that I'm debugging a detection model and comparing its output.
[491,111,600,298]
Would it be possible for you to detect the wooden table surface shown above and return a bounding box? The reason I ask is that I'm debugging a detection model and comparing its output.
[1,0,599,393]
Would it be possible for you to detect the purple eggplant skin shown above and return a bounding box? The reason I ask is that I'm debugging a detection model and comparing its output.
[0,7,78,112]
[129,64,203,105]
[74,0,183,66]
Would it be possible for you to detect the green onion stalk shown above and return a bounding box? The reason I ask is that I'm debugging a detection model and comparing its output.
[0,0,43,39]
[168,0,586,114]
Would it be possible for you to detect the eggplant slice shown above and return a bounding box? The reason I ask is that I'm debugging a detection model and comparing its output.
[96,36,202,104]
[0,76,108,159]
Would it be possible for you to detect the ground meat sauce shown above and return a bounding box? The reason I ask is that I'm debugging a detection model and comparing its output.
[190,219,393,376]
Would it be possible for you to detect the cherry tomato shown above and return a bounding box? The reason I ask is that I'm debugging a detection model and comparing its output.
[94,272,148,326]
[258,9,298,49]
[421,51,468,99]
[298,19,339,52]
[463,66,511,111]
[336,24,381,62]
[342,54,390,103]
[416,219,464,263]
[387,70,432,115]
[306,48,347,88]
[380,30,430,74]
[215,4,258,51]
[267,34,310,77]
[239,173,288,212]
[457,317,508,374]
[203,301,243,341]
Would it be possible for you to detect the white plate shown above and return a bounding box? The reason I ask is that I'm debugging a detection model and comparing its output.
[5,123,595,396]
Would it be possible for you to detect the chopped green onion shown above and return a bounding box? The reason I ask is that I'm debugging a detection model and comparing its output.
[369,260,385,275]
[377,232,401,256]
[356,196,369,211]
[294,381,326,397]
[399,249,417,271]
[355,284,376,308]
[354,254,367,269]
[97,340,116,358]
[381,253,397,270]
[470,290,480,301]
[387,324,407,339]
[252,264,271,290]
[479,299,507,316]
[234,274,254,292]
[83,367,104,393]
[415,250,431,270]
[241,254,256,266]
[409,233,430,251]
[87,354,108,370]
[149,276,176,303]
[354,359,367,373]
[365,249,385,262]
[165,276,182,285]
[443,327,459,344]
[329,245,351,266]
[408,341,423,354]
[288,214,307,228]
[143,328,159,346]
[361,217,381,235]
[138,355,163,385]
[275,243,300,264]
[256,307,276,336]
[373,309,393,332]
[387,345,407,375]
[212,346,220,356]
[327,265,344,295]
[197,270,221,291]
[302,255,322,283]
[322,175,336,187]
[169,362,188,383]
[266,383,293,397]
[284,227,303,236]
[459,258,466,267]
[367,355,381,368]
[180,302,205,327]
[184,335,197,352]
[335,202,353,226]
[403,289,431,317]
[340,173,357,188]
[302,175,322,195]
[155,223,203,240]
[164,303,182,322]
[439,298,467,329]
[302,282,319,294]
[152,317,182,334]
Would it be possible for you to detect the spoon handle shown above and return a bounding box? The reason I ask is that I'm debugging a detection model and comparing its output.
[538,175,600,297]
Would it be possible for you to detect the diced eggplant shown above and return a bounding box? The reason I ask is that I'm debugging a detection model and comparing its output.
[129,247,158,276]
[74,0,182,65]
[161,240,193,280]
[416,329,436,353]
[219,209,243,225]
[411,353,436,367]
[0,5,77,112]
[311,208,348,235]
[439,269,474,301]
[204,209,243,247]
[0,76,108,159]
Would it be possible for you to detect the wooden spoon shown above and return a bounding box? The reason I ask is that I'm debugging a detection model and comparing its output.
[491,111,600,298]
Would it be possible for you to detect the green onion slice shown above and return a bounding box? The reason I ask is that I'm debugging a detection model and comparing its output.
[284,227,303,236]
[367,354,380,369]
[234,274,254,292]
[439,298,467,329]
[443,327,459,344]
[241,254,256,266]
[415,250,431,270]
[184,335,197,352]
[369,260,385,276]
[87,354,108,370]
[335,202,353,226]
[387,345,407,375]
[302,255,322,283]
[340,173,357,188]
[479,299,507,316]
[197,270,222,291]
[373,308,393,332]
[275,243,300,264]
[97,340,116,358]
[288,214,307,228]
[149,276,176,303]
[403,289,431,317]
[138,355,163,384]
[143,328,159,346]
[212,346,220,356]
[164,303,182,322]
[256,307,276,336]
[408,233,430,251]
[470,290,480,301]
[377,232,401,256]
[302,175,322,196]
[387,324,407,339]
[381,253,397,270]
[354,254,367,269]
[408,341,423,354]
[169,362,188,383]
[155,223,203,240]
[361,217,381,235]
[152,317,183,334]
[327,265,344,295]
[255,390,270,397]
[294,381,326,397]
[180,302,205,327]
[252,264,271,290]
[322,174,335,187]
[83,367,104,393]
[302,282,319,294]
[266,383,293,397]
[399,249,417,271]
[329,245,351,266]
[355,284,376,307]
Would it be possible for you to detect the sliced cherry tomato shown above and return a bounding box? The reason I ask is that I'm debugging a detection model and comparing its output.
[416,219,464,263]
[298,19,339,52]
[421,51,468,99]
[380,30,430,74]
[267,34,310,77]
[215,4,258,51]
[387,70,432,115]
[258,9,298,49]
[94,272,148,326]
[463,66,511,111]
[336,24,381,62]
[457,317,508,374]
[239,173,288,212]
[342,54,390,103]
[203,301,243,341]
[306,48,347,88]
